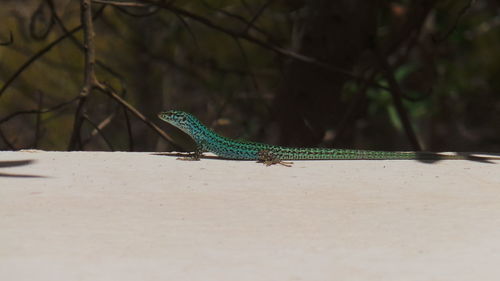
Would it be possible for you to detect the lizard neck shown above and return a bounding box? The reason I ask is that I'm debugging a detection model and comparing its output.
[180,117,227,151]
[183,117,270,159]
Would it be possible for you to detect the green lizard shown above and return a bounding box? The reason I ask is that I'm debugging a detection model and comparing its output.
[158,110,465,166]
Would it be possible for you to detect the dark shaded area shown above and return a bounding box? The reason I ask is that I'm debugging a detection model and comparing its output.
[0,159,44,178]
[0,159,34,168]
[414,152,500,164]
[0,30,13,46]
[0,173,44,178]
[152,152,221,160]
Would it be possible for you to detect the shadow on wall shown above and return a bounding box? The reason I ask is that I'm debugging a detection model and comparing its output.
[0,159,44,178]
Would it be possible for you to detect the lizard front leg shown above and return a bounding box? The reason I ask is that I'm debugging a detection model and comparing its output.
[257,150,293,167]
[177,145,204,161]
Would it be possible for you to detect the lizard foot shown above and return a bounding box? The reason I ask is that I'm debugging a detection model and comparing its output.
[258,150,293,167]
[176,148,202,161]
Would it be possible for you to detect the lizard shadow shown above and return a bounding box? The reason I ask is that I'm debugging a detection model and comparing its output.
[152,152,223,161]
[152,152,500,164]
[414,152,500,164]
[0,159,45,178]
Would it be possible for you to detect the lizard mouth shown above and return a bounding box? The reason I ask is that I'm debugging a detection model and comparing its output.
[158,111,176,122]
[158,111,189,129]
[158,111,171,118]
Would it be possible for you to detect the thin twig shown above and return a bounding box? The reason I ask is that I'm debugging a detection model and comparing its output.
[92,0,148,7]
[0,127,16,150]
[0,6,105,99]
[86,113,115,142]
[34,90,44,148]
[75,0,178,149]
[68,0,100,150]
[98,0,388,91]
[114,4,160,17]
[0,28,80,99]
[233,37,259,92]
[200,0,275,42]
[95,83,177,145]
[174,13,200,49]
[29,0,55,40]
[47,0,126,85]
[81,114,116,151]
[94,0,161,17]
[434,0,475,43]
[123,107,134,151]
[375,49,422,151]
[241,0,273,34]
[145,1,371,82]
[0,96,80,124]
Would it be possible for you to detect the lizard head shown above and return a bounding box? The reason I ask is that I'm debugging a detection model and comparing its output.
[158,110,202,137]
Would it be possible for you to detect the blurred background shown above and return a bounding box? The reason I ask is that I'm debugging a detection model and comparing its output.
[1,0,499,152]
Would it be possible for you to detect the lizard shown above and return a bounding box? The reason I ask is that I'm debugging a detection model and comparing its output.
[158,110,467,166]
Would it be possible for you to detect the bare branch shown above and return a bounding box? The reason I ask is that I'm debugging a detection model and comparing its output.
[434,0,475,43]
[95,83,178,145]
[0,6,105,99]
[66,0,178,150]
[174,13,200,49]
[29,0,55,40]
[0,97,80,124]
[144,1,364,80]
[86,113,116,144]
[92,0,148,7]
[200,0,275,42]
[81,0,99,90]
[241,0,273,34]
[81,114,116,151]
[68,0,100,150]
[47,0,126,85]
[96,0,388,91]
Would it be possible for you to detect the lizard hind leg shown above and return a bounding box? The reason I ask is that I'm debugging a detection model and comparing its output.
[257,150,293,167]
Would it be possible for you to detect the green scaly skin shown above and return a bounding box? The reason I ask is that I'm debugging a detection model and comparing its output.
[158,110,463,165]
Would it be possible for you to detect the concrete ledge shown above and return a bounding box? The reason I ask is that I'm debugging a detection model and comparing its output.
[1,151,500,281]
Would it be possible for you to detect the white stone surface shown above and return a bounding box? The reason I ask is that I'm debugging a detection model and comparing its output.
[1,151,500,281]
